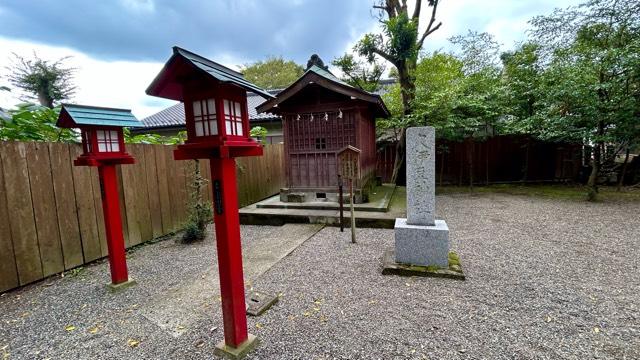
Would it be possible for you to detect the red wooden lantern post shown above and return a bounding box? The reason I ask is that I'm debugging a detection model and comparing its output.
[57,104,142,290]
[146,47,274,358]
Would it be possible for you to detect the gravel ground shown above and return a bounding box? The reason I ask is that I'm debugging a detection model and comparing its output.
[1,194,639,359]
[249,194,640,359]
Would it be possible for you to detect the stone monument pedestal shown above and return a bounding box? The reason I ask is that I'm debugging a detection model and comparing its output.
[382,126,464,280]
[394,218,449,268]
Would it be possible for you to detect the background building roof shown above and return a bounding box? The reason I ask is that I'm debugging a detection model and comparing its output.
[141,90,281,129]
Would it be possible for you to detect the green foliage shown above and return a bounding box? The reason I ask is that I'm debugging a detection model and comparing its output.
[0,103,78,142]
[332,53,385,92]
[241,56,303,89]
[250,126,268,143]
[6,53,76,108]
[123,128,186,145]
[182,160,212,243]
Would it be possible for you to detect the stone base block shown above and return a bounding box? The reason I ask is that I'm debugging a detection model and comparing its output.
[214,334,259,359]
[381,249,465,280]
[246,291,279,317]
[394,218,449,267]
[106,278,137,293]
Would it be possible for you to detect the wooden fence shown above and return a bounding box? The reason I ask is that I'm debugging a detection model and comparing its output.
[376,135,583,185]
[0,141,284,292]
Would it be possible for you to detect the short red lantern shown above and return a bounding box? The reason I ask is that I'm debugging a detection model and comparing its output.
[146,47,274,356]
[57,104,142,289]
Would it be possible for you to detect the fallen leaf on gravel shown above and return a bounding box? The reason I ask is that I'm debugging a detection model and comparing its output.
[545,316,552,323]
[210,327,218,332]
[88,327,99,334]
[319,315,328,323]
[256,323,263,329]
[313,307,321,312]
[64,325,76,332]
[368,300,378,305]
[303,311,311,317]
[177,325,186,330]
[288,315,297,321]
[405,282,411,287]
[194,339,205,348]
[127,339,140,348]
[592,327,600,334]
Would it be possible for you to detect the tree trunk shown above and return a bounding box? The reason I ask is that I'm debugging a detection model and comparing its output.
[617,147,630,192]
[587,146,600,201]
[485,141,490,185]
[37,91,54,108]
[439,146,445,186]
[389,61,416,185]
[522,137,531,182]
[467,138,474,190]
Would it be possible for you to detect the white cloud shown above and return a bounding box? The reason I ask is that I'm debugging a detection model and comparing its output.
[0,36,174,118]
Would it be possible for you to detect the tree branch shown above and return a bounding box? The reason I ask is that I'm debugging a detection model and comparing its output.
[371,47,397,67]
[417,0,441,50]
[412,0,422,20]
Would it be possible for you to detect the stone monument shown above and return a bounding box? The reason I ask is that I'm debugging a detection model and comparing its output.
[382,126,463,279]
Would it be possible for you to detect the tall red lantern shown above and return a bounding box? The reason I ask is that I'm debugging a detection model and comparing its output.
[146,47,273,358]
[57,104,142,289]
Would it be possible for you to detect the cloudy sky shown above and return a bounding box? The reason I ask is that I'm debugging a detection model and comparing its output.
[0,0,582,118]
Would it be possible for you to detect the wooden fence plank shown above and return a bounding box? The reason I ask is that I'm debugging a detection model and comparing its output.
[26,142,65,277]
[0,145,19,292]
[116,166,130,247]
[165,146,184,229]
[48,143,83,269]
[0,142,43,285]
[154,145,173,233]
[121,150,142,246]
[0,142,285,292]
[131,144,153,243]
[69,144,102,263]
[144,145,163,238]
[90,167,108,257]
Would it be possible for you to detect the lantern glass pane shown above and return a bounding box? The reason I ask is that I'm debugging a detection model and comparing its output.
[192,98,217,137]
[226,121,232,135]
[193,101,201,116]
[234,102,241,116]
[209,120,218,135]
[236,122,243,136]
[223,100,230,115]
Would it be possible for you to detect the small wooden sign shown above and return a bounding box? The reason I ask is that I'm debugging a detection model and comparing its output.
[337,146,361,180]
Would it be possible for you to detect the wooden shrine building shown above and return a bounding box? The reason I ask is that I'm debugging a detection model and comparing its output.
[257,55,389,203]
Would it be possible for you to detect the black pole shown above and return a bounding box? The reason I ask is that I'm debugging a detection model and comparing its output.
[338,175,344,232]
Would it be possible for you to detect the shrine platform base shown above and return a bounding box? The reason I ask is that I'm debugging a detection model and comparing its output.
[240,186,406,229]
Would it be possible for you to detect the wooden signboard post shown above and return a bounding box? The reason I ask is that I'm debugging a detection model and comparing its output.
[337,146,361,244]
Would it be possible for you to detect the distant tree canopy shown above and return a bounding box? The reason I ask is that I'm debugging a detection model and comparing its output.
[6,53,76,108]
[376,0,640,198]
[241,57,304,89]
[332,54,385,92]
